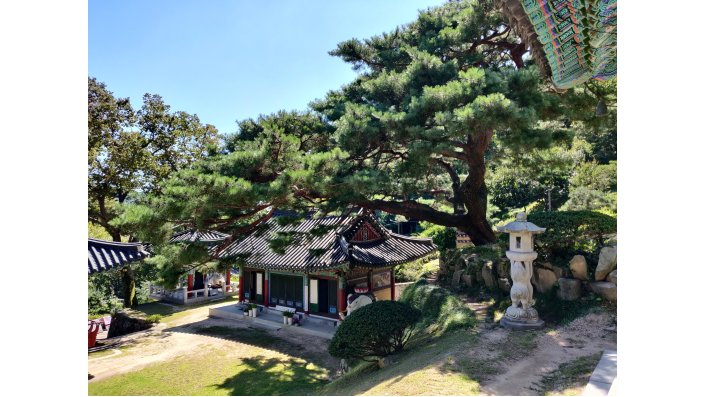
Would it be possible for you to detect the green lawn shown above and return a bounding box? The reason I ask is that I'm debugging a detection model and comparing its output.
[88,348,329,396]
[128,296,238,324]
[318,331,483,396]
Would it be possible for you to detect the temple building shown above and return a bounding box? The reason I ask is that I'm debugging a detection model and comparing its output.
[218,210,437,318]
[148,229,238,304]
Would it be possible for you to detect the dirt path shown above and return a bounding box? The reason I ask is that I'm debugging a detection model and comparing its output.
[479,312,617,395]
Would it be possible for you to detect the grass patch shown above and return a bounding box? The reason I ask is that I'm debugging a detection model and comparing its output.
[535,353,602,396]
[197,326,283,349]
[129,302,176,317]
[395,255,440,282]
[399,280,476,335]
[129,296,239,325]
[454,358,501,382]
[319,331,482,396]
[89,347,330,396]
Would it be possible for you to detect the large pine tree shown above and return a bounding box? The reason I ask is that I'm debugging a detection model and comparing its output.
[308,0,568,244]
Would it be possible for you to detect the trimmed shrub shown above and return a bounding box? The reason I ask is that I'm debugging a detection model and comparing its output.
[329,301,422,361]
[399,280,476,334]
[527,211,616,262]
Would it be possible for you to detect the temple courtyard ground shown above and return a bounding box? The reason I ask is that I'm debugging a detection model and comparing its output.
[88,298,616,396]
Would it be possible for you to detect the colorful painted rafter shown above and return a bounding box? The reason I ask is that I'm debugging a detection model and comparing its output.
[500,0,616,89]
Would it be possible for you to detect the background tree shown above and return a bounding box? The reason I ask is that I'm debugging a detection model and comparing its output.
[116,110,336,288]
[88,77,219,306]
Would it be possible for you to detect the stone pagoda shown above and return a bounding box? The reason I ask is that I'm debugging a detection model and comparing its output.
[497,212,546,330]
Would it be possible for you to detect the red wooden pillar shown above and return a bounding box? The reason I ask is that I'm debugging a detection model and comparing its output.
[187,274,194,298]
[225,269,231,292]
[263,272,269,306]
[238,267,245,302]
[337,277,346,314]
[390,269,396,301]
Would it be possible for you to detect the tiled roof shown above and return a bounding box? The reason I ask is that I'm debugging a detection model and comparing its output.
[170,229,230,243]
[88,238,149,275]
[218,213,436,271]
[499,0,617,89]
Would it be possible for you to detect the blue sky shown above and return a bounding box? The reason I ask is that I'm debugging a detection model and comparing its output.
[89,0,445,134]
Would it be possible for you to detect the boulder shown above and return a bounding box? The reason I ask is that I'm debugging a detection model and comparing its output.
[607,269,617,285]
[569,255,589,280]
[451,269,463,288]
[481,262,497,289]
[591,281,617,302]
[533,267,558,293]
[549,263,566,279]
[557,278,582,301]
[461,273,474,288]
[595,246,618,281]
[496,260,511,279]
[498,278,511,292]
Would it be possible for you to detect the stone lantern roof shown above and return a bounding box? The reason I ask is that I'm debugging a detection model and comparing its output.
[497,212,546,234]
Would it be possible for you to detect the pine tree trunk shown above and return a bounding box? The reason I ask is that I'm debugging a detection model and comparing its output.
[121,266,137,308]
[458,131,496,245]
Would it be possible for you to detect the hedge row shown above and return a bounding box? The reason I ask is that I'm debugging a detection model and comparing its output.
[527,210,616,262]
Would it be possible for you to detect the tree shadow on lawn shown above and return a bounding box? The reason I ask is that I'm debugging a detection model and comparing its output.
[163,319,338,372]
[321,330,482,395]
[213,355,329,396]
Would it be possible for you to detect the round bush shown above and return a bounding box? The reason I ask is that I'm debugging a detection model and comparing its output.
[328,301,422,361]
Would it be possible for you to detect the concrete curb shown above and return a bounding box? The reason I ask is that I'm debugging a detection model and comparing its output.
[583,350,617,396]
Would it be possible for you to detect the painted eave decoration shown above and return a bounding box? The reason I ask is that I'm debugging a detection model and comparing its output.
[499,0,617,89]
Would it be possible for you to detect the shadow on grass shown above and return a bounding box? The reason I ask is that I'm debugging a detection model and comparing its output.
[214,355,329,396]
[163,319,337,371]
[320,330,480,395]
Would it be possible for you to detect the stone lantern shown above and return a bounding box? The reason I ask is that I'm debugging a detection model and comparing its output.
[497,212,546,330]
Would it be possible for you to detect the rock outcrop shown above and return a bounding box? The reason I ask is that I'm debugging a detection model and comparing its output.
[595,246,617,281]
[533,267,558,293]
[569,255,589,280]
[557,278,582,301]
[607,269,617,285]
[591,281,617,302]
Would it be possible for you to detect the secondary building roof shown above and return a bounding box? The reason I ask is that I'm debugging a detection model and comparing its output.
[170,229,230,244]
[217,212,436,272]
[88,238,150,275]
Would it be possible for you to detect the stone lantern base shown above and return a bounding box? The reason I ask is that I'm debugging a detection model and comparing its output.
[500,316,545,330]
[500,306,545,330]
